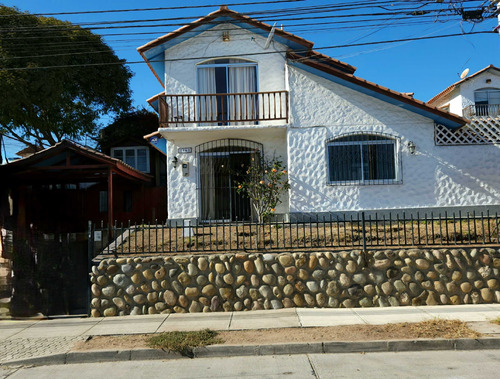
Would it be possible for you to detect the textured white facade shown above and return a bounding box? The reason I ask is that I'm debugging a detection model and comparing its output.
[152,24,500,221]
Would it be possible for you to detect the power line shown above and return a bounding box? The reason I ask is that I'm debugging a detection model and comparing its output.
[1,30,492,71]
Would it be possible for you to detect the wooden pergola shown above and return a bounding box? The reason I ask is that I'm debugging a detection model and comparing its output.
[0,140,152,233]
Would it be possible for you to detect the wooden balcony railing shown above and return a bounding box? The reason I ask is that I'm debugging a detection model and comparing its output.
[158,91,289,127]
[463,104,500,118]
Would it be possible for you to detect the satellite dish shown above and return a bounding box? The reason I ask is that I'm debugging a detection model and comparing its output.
[460,68,470,79]
[264,23,277,50]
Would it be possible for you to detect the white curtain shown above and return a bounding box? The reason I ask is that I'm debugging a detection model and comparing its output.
[228,66,256,124]
[198,67,217,122]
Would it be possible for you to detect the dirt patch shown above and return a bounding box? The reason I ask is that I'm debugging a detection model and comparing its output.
[74,319,480,351]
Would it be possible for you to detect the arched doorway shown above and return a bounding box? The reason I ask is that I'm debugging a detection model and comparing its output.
[196,139,263,221]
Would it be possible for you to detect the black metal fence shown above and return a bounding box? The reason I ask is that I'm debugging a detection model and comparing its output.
[89,210,500,256]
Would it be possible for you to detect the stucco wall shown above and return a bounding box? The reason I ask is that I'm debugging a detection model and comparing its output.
[163,24,288,98]
[164,127,288,220]
[89,247,500,317]
[286,66,500,214]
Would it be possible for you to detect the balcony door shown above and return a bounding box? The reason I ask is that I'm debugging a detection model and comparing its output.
[197,59,257,125]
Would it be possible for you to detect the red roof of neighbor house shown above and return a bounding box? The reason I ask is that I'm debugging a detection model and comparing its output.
[428,65,500,105]
[137,6,356,76]
[1,140,152,183]
[287,52,467,128]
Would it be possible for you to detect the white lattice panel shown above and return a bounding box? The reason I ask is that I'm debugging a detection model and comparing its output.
[435,118,500,145]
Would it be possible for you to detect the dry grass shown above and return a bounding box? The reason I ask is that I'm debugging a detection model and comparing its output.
[492,317,500,326]
[74,319,481,352]
[109,219,500,254]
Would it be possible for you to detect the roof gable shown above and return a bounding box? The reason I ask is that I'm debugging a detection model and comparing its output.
[287,52,466,129]
[428,65,500,105]
[137,6,355,84]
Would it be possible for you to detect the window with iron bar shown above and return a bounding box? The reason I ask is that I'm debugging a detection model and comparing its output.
[327,133,401,185]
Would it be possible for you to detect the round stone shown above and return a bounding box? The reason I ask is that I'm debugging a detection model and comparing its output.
[373,259,390,269]
[282,298,294,308]
[262,274,276,285]
[306,281,319,293]
[363,284,375,296]
[164,290,177,306]
[236,285,248,299]
[201,284,216,297]
[293,294,305,306]
[112,297,125,309]
[178,295,189,307]
[113,274,130,288]
[215,263,225,274]
[393,280,406,292]
[278,254,294,267]
[312,270,325,281]
[198,257,208,271]
[96,275,108,286]
[460,282,472,293]
[259,285,272,299]
[90,284,101,297]
[381,282,393,295]
[189,301,202,313]
[481,288,493,302]
[133,294,147,305]
[185,287,199,298]
[352,273,367,285]
[187,264,198,276]
[103,307,116,317]
[219,288,233,300]
[143,269,154,280]
[271,299,283,309]
[487,279,499,289]
[102,285,116,297]
[346,261,357,273]
[155,267,166,280]
[106,265,119,275]
[283,284,294,297]
[308,255,318,270]
[316,293,327,306]
[339,273,350,287]
[359,297,373,307]
[254,258,264,274]
[243,260,254,273]
[177,272,191,286]
[326,282,340,296]
[223,273,234,285]
[131,272,141,284]
[250,275,259,287]
[452,271,462,281]
[415,259,430,270]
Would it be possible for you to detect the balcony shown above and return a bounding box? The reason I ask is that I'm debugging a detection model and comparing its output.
[463,104,500,118]
[158,91,289,127]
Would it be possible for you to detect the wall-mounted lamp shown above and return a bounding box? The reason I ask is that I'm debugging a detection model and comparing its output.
[222,31,230,42]
[172,156,178,168]
[407,141,416,155]
[486,79,492,84]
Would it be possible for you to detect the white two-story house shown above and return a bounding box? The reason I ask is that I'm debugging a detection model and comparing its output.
[138,6,500,223]
[428,65,500,145]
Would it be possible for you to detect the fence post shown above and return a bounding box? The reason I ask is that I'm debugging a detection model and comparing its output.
[361,211,367,252]
[87,220,93,316]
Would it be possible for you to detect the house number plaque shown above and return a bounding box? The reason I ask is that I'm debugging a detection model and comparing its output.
[178,147,192,154]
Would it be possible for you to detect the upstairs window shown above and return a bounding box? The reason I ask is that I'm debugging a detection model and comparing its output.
[111,146,150,173]
[327,134,400,185]
[474,88,500,105]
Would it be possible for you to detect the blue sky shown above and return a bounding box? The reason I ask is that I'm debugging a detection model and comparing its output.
[2,0,499,157]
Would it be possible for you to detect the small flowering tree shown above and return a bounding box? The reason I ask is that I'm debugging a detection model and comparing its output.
[236,155,290,223]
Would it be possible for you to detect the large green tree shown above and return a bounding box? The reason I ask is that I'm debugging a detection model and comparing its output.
[0,6,132,148]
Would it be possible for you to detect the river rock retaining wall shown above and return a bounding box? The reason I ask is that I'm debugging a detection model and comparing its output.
[89,248,500,317]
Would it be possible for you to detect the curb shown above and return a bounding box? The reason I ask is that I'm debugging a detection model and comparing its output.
[2,337,499,367]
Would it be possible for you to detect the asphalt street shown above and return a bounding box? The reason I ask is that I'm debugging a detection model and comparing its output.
[1,350,499,379]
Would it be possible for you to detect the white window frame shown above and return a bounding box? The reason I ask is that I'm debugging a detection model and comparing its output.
[326,134,401,186]
[111,146,150,173]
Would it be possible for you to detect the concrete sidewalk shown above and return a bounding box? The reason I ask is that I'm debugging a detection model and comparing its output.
[1,304,500,365]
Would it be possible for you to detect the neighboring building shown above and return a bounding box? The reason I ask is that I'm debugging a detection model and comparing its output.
[0,140,160,232]
[428,65,500,145]
[139,6,500,223]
